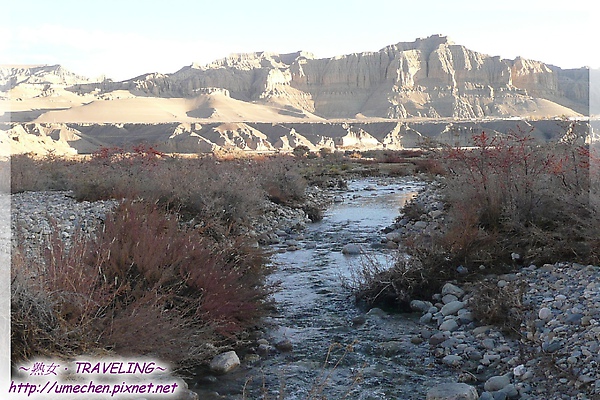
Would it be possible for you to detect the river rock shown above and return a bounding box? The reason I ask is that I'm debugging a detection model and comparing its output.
[366,307,387,318]
[483,374,511,392]
[385,231,403,243]
[175,390,200,400]
[426,382,479,400]
[209,351,240,374]
[442,294,459,304]
[410,299,433,312]
[442,355,463,366]
[538,307,552,320]
[441,301,465,316]
[439,318,459,332]
[442,283,465,298]
[342,243,362,255]
[498,384,518,398]
[414,221,429,229]
[429,331,450,346]
[420,312,433,324]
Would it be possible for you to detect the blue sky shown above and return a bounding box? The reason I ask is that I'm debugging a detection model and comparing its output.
[2,0,596,81]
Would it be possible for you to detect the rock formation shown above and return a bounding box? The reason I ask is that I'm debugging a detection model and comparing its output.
[1,119,589,156]
[58,34,589,120]
[0,35,595,155]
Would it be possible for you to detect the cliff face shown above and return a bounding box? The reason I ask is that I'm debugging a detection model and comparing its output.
[94,35,588,119]
[2,35,592,122]
[0,64,99,91]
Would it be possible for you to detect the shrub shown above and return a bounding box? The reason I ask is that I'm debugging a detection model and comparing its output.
[11,251,65,361]
[433,127,600,267]
[350,123,600,312]
[253,155,307,206]
[346,252,452,311]
[292,145,311,158]
[12,200,273,369]
[11,153,73,193]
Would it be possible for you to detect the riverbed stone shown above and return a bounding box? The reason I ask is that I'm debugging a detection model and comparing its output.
[426,383,479,400]
[414,221,429,229]
[439,318,459,332]
[209,351,240,374]
[442,354,463,366]
[441,301,465,316]
[385,231,403,243]
[442,294,459,304]
[342,243,362,255]
[538,307,552,320]
[484,374,511,392]
[420,312,433,324]
[411,299,433,312]
[429,331,449,346]
[442,283,465,298]
[366,307,387,318]
[498,384,518,398]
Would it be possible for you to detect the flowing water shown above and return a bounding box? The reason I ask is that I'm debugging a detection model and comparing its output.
[192,178,455,399]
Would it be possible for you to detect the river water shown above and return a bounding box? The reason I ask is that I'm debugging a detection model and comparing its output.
[193,178,456,399]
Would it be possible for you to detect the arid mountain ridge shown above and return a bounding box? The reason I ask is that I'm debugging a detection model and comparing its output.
[0,35,594,155]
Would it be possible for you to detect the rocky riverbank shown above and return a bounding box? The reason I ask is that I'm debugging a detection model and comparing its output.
[10,186,333,400]
[418,261,600,400]
[11,186,332,254]
[384,180,600,400]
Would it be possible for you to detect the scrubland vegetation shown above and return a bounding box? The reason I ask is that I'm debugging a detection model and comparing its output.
[11,148,312,370]
[350,123,600,319]
[12,122,598,373]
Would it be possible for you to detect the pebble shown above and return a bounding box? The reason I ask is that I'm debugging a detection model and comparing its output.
[439,318,459,332]
[538,307,553,320]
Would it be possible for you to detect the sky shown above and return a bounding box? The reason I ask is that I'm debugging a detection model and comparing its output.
[1,0,597,81]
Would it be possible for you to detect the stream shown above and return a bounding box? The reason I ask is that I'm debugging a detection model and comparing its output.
[193,178,456,399]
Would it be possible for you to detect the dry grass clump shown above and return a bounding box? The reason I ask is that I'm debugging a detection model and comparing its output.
[467,279,527,336]
[252,155,307,206]
[11,200,273,369]
[11,252,65,361]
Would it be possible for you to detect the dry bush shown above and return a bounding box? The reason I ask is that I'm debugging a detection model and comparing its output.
[12,200,273,369]
[59,149,267,234]
[346,252,452,311]
[468,279,527,336]
[433,127,600,267]
[11,153,73,193]
[252,155,307,206]
[11,251,64,361]
[412,157,446,175]
[91,200,273,338]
